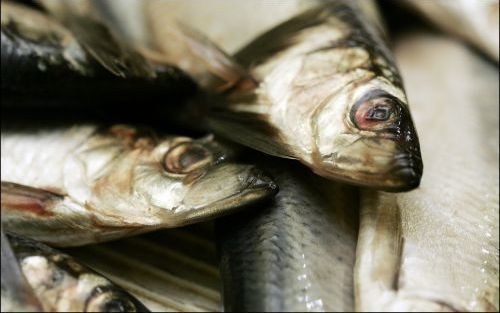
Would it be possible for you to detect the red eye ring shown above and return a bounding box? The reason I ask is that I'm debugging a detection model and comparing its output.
[351,90,401,131]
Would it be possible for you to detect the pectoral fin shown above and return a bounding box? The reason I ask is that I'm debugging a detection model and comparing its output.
[1,182,63,217]
[206,108,296,160]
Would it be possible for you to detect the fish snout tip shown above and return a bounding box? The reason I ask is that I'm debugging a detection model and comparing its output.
[241,166,279,196]
[386,154,423,192]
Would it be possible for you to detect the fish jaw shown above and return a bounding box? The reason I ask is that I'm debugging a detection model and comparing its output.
[179,164,278,225]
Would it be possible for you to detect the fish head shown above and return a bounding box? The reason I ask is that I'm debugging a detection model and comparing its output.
[132,134,277,225]
[9,233,149,312]
[314,81,423,192]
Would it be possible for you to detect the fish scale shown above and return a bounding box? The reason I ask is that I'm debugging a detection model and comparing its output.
[216,160,358,312]
[354,33,499,312]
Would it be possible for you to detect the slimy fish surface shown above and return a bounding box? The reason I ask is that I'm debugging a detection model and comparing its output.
[1,0,195,108]
[354,33,499,312]
[217,159,358,312]
[401,0,499,62]
[1,122,277,246]
[3,231,150,312]
[203,0,423,191]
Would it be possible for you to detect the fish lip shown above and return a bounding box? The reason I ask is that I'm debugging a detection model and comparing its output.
[185,166,278,220]
[384,153,423,192]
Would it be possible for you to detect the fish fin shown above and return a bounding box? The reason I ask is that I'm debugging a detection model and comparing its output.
[65,15,156,79]
[174,22,257,92]
[39,0,156,79]
[1,181,63,217]
[206,105,296,159]
[234,3,335,68]
[1,229,44,312]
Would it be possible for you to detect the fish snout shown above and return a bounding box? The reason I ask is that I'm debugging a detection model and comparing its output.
[182,164,278,222]
[389,152,423,192]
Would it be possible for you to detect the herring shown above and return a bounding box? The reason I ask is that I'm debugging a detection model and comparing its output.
[203,0,423,191]
[2,231,150,312]
[1,123,277,246]
[354,33,499,312]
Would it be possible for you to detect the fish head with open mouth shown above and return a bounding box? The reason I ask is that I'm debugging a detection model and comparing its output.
[313,80,423,192]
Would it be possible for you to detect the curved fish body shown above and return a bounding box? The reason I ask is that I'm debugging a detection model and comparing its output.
[140,0,317,55]
[1,229,44,312]
[1,1,195,108]
[354,33,499,312]
[203,0,423,191]
[3,231,150,312]
[1,122,277,247]
[401,0,499,62]
[216,159,358,312]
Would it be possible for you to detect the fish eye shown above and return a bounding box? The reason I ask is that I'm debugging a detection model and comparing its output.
[351,96,399,131]
[86,292,136,312]
[164,142,213,174]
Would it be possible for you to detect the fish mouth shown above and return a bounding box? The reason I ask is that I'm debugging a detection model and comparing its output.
[181,164,278,223]
[384,152,423,192]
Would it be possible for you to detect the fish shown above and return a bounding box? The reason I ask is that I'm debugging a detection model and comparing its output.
[36,0,253,94]
[216,158,359,312]
[197,0,423,191]
[1,228,44,312]
[1,121,277,247]
[354,33,499,312]
[3,231,150,312]
[136,0,318,55]
[400,0,499,62]
[1,0,195,108]
[65,224,222,312]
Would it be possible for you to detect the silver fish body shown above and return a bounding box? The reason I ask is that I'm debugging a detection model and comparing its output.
[66,224,222,312]
[202,0,423,191]
[3,231,150,312]
[1,123,277,246]
[216,159,358,312]
[401,0,499,62]
[354,33,499,312]
[1,1,195,108]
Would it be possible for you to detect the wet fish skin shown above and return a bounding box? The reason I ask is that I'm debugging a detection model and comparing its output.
[1,229,44,312]
[205,0,423,191]
[1,123,277,246]
[1,1,196,108]
[216,158,358,312]
[4,232,150,312]
[354,33,499,312]
[401,0,499,62]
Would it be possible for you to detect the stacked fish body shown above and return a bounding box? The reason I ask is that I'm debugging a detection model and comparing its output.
[1,121,277,246]
[1,1,195,108]
[216,159,359,312]
[2,230,150,312]
[355,32,499,312]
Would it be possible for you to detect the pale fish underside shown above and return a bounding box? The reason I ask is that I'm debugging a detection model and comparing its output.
[354,33,499,312]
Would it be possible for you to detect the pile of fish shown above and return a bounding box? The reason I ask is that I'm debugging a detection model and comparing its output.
[1,0,498,312]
